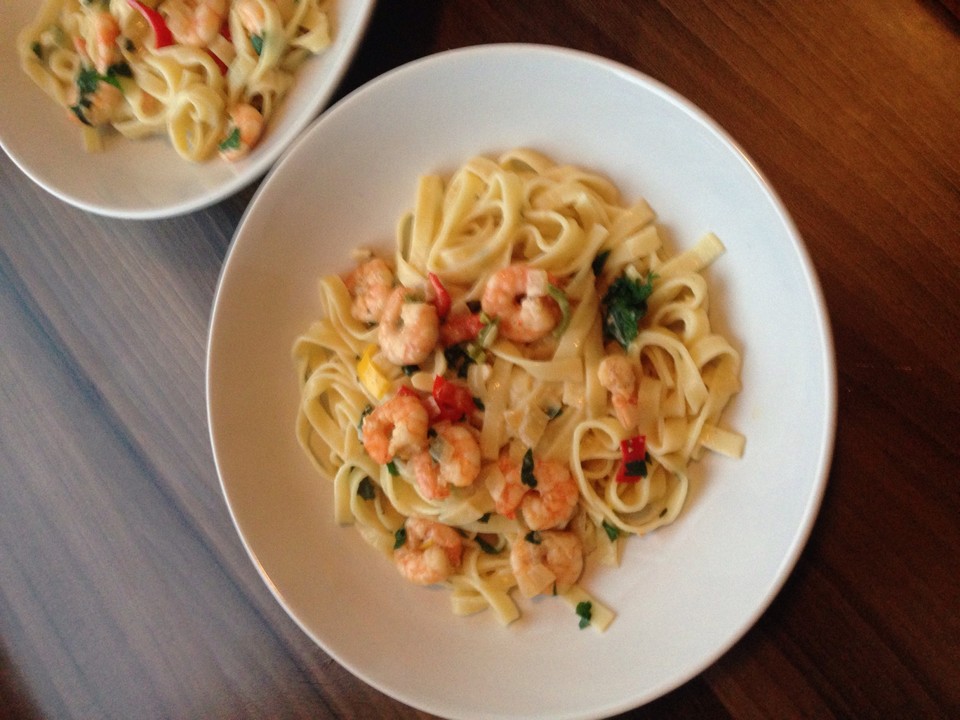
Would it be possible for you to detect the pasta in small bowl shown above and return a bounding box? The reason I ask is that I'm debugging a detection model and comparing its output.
[0,0,375,217]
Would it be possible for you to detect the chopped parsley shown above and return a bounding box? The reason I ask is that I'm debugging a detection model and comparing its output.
[385,461,399,476]
[218,126,241,152]
[591,249,610,276]
[356,477,376,500]
[575,601,593,629]
[520,448,536,488]
[602,519,620,542]
[401,364,419,376]
[475,535,502,555]
[393,527,407,550]
[601,272,656,348]
[251,33,264,56]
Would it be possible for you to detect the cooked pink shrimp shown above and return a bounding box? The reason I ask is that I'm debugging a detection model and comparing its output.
[480,264,561,343]
[361,393,429,464]
[517,459,579,530]
[394,517,463,585]
[91,11,120,74]
[493,454,579,530]
[410,422,481,500]
[378,287,440,366]
[488,453,531,519]
[219,103,264,161]
[66,79,122,127]
[510,530,584,598]
[345,257,394,324]
[162,0,228,47]
[597,354,641,431]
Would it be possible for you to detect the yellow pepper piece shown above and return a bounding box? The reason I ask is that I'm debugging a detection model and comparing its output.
[357,345,391,399]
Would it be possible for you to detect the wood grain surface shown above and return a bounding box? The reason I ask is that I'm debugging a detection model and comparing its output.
[1,1,958,718]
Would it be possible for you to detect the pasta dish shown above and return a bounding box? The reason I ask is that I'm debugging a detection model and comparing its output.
[17,0,332,162]
[293,149,744,630]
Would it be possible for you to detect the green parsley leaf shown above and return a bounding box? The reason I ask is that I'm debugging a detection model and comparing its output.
[69,104,92,126]
[601,272,656,348]
[602,519,620,542]
[475,535,502,554]
[76,67,100,96]
[401,364,419,376]
[576,600,593,629]
[385,461,399,476]
[591,249,610,276]
[251,33,264,56]
[624,459,648,477]
[356,477,376,500]
[520,448,537,488]
[393,527,407,550]
[218,127,241,152]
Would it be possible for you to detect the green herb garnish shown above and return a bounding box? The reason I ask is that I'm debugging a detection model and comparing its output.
[524,530,542,545]
[357,477,376,500]
[393,527,407,549]
[576,600,593,629]
[591,250,610,276]
[385,460,399,476]
[601,272,656,348]
[218,127,241,152]
[475,535,502,555]
[251,33,264,55]
[520,448,536,488]
[602,519,620,542]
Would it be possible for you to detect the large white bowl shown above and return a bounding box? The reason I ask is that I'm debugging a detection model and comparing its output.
[207,45,836,719]
[0,0,375,219]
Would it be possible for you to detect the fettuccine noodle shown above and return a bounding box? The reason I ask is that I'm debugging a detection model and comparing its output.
[293,149,744,630]
[18,0,332,162]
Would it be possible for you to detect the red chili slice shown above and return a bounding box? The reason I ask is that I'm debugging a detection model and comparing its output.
[126,0,174,49]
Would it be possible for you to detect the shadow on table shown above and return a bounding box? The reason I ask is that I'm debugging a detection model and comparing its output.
[330,0,445,104]
[0,642,44,720]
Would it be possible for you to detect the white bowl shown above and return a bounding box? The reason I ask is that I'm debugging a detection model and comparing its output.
[0,0,375,219]
[207,44,836,720]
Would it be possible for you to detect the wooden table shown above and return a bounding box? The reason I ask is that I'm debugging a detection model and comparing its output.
[2,2,958,718]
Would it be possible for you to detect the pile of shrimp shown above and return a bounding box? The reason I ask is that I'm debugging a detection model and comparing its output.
[348,255,589,601]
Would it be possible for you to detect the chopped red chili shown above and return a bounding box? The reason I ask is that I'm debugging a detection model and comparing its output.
[126,0,174,49]
[615,435,648,483]
[431,375,476,423]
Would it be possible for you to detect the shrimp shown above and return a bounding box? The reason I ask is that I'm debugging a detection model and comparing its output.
[510,530,584,598]
[394,517,463,585]
[480,264,561,343]
[517,459,579,531]
[162,0,228,47]
[410,422,481,500]
[488,452,530,519]
[345,257,394,324]
[378,287,440,366]
[219,103,264,161]
[91,10,120,74]
[361,393,429,464]
[66,78,122,127]
[493,454,579,530]
[597,354,641,431]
